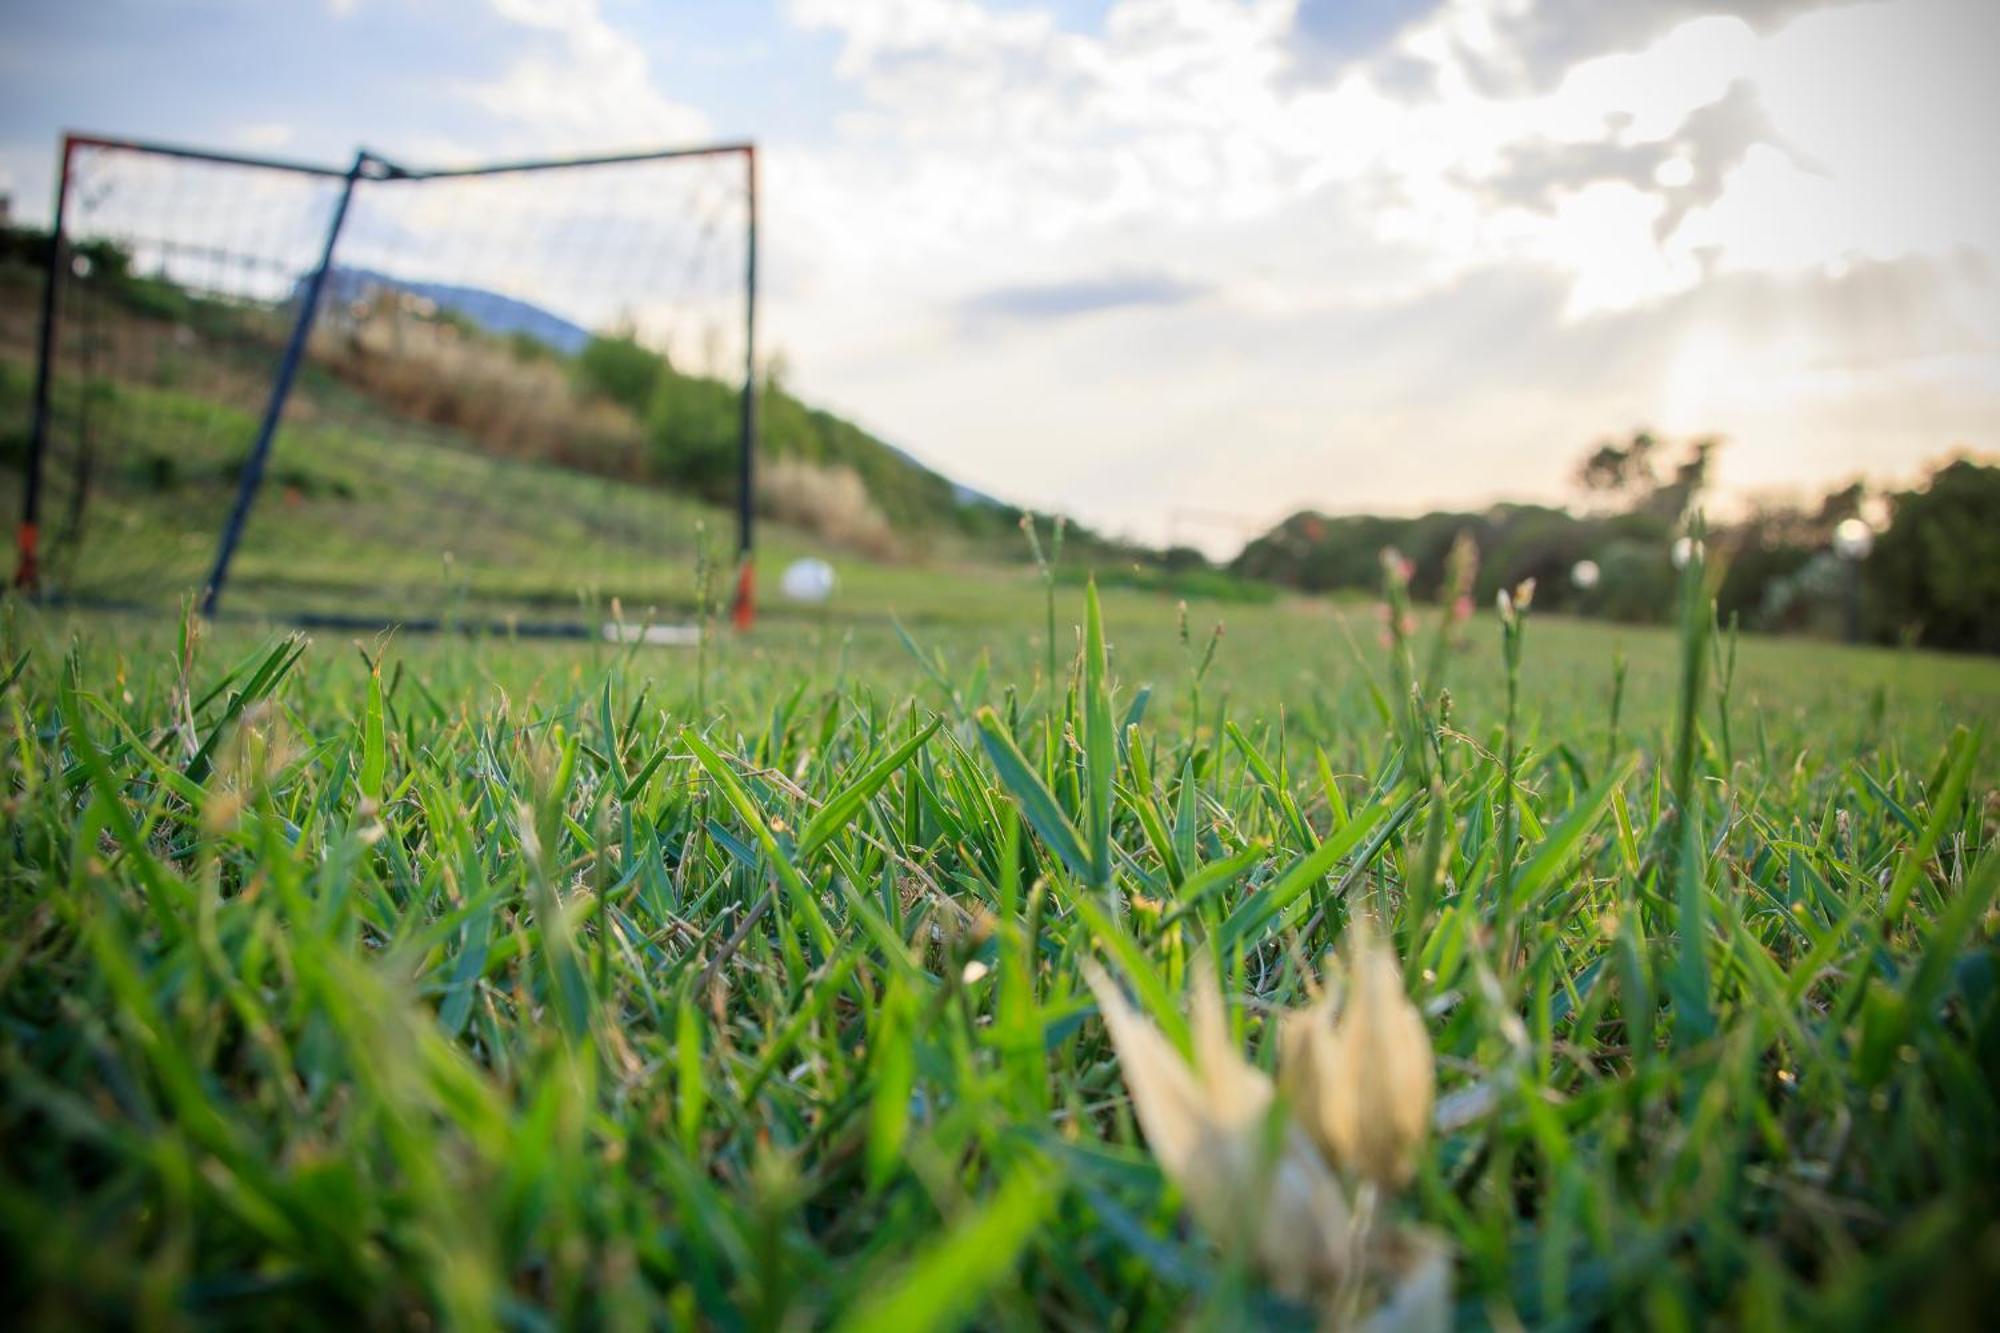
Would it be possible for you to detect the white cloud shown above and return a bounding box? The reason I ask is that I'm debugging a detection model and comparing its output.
[466,0,712,151]
[2,0,1979,553]
[768,0,2000,548]
[785,0,2000,304]
[1676,0,2000,275]
[233,122,297,151]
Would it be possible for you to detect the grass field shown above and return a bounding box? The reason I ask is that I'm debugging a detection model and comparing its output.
[3,548,1998,1329]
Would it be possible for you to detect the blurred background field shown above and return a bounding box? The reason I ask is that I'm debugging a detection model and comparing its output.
[25,574,2000,752]
[6,218,1994,649]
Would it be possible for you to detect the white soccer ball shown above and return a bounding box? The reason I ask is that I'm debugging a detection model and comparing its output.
[1571,559,1601,590]
[779,557,836,604]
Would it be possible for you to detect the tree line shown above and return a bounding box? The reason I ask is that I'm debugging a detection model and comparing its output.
[1229,433,2000,654]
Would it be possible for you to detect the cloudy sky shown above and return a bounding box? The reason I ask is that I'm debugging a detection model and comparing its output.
[3,0,1996,551]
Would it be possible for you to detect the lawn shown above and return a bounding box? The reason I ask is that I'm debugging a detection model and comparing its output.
[2,556,1997,1329]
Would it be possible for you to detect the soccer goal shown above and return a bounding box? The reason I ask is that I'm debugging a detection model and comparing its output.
[7,132,758,633]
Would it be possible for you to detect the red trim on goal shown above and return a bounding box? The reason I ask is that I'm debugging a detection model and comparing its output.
[731,558,756,631]
[12,522,38,591]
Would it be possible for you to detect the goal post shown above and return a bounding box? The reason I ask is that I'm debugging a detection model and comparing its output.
[8,131,760,632]
[202,147,367,620]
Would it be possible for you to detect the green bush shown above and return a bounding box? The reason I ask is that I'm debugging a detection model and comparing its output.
[1589,538,1677,622]
[1058,563,1276,604]
[1867,459,2000,652]
[644,371,740,500]
[576,334,662,414]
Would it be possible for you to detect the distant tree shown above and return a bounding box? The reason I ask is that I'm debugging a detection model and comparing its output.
[1714,480,1872,634]
[1813,481,1865,529]
[1575,430,1718,521]
[508,330,558,363]
[1158,545,1211,573]
[577,333,663,414]
[645,370,740,500]
[1592,537,1677,622]
[1220,436,1984,654]
[0,222,51,268]
[1576,430,1659,501]
[1866,458,2000,652]
[1643,436,1718,520]
[1716,524,1817,630]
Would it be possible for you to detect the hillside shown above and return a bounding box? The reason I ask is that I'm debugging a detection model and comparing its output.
[289,250,1139,565]
[0,226,1186,621]
[317,267,593,356]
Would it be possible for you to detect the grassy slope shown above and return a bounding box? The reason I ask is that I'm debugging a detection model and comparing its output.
[3,571,1998,1328]
[1,339,1167,629]
[2,267,1165,626]
[0,352,845,619]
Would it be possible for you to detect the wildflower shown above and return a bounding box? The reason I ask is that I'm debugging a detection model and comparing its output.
[1443,533,1480,608]
[1086,932,1451,1327]
[1280,919,1435,1191]
[1082,960,1352,1296]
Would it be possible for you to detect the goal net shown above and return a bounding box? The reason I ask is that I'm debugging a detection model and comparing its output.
[6,134,756,633]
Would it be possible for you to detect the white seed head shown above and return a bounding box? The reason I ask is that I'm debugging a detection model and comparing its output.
[1084,960,1352,1296]
[1286,919,1435,1191]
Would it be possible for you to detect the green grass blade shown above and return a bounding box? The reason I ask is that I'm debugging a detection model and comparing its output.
[834,1161,1060,1333]
[975,706,1092,882]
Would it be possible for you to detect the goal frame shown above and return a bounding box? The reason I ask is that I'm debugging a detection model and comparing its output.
[12,130,761,629]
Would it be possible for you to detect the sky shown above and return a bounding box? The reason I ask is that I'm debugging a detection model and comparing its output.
[2,0,1997,553]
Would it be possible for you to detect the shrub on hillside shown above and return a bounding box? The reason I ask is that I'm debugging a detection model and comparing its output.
[644,372,741,500]
[315,318,645,474]
[576,333,662,414]
[757,456,900,559]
